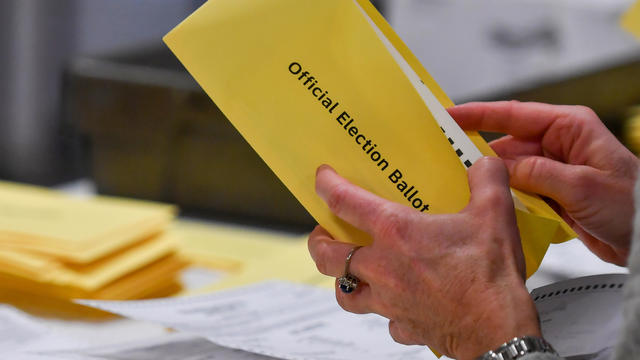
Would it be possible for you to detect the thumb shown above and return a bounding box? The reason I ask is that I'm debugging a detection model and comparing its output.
[504,156,593,209]
[466,157,515,220]
[467,157,527,279]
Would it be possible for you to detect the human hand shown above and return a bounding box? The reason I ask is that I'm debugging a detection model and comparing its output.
[308,158,541,359]
[449,101,639,266]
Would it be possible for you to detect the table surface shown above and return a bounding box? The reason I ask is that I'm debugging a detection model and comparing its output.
[8,179,627,355]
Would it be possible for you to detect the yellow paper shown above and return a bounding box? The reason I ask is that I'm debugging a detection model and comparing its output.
[164,0,574,277]
[172,220,302,271]
[622,0,640,39]
[65,234,177,289]
[190,237,335,295]
[0,253,185,300]
[0,181,175,263]
[0,234,176,291]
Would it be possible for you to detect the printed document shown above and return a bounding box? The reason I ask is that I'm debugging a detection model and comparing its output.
[533,273,627,359]
[78,281,436,360]
[79,275,627,360]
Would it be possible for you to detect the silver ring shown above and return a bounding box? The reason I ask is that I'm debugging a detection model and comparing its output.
[338,246,362,294]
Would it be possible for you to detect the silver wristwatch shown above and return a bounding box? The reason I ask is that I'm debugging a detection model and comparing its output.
[475,336,558,360]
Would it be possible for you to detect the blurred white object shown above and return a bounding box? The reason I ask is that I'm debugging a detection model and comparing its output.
[386,0,640,100]
[527,239,628,290]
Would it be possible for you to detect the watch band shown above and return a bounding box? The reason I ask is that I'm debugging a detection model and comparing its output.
[475,336,558,360]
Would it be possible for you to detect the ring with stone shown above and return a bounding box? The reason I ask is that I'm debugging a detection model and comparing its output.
[337,246,362,294]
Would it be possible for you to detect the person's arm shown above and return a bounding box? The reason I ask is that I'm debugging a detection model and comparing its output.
[449,101,639,265]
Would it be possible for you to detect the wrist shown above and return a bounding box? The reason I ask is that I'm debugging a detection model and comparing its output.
[473,336,557,360]
[457,328,543,360]
[455,290,542,360]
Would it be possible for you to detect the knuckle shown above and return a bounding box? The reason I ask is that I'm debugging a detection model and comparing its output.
[388,321,403,343]
[565,167,597,203]
[481,186,510,208]
[565,105,600,131]
[505,100,522,120]
[326,183,351,214]
[314,257,329,275]
[372,205,410,240]
[388,321,413,345]
[573,105,598,120]
[309,225,324,238]
[519,156,546,180]
[506,99,521,111]
[313,243,331,275]
[472,187,511,216]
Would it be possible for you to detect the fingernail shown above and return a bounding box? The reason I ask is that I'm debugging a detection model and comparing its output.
[316,164,336,177]
[315,165,334,202]
[316,164,329,177]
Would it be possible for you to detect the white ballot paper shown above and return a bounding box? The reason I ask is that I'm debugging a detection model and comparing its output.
[532,273,627,359]
[0,305,81,358]
[0,304,275,360]
[77,281,435,360]
[27,333,278,360]
[0,305,50,353]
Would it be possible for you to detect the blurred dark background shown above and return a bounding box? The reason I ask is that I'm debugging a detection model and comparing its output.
[1,0,639,228]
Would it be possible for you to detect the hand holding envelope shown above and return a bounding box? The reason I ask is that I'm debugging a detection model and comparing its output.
[308,158,542,359]
[164,0,574,279]
[308,99,640,357]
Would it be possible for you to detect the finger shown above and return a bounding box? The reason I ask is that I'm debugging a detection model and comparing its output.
[448,101,574,139]
[335,281,376,315]
[505,156,599,209]
[466,157,515,221]
[388,320,422,346]
[308,226,372,279]
[489,136,543,159]
[315,165,413,236]
[575,228,627,266]
[466,157,527,277]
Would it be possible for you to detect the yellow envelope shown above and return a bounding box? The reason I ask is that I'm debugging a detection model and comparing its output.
[191,237,335,295]
[0,252,185,300]
[0,181,175,263]
[164,0,574,277]
[622,0,640,39]
[172,220,303,272]
[0,234,176,292]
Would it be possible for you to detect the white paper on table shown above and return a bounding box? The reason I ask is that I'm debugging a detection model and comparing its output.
[531,273,627,359]
[0,305,50,354]
[77,281,435,360]
[0,305,81,358]
[26,333,278,360]
[0,304,278,360]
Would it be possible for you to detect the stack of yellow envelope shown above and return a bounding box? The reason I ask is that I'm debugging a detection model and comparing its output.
[0,181,185,302]
[171,220,334,295]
